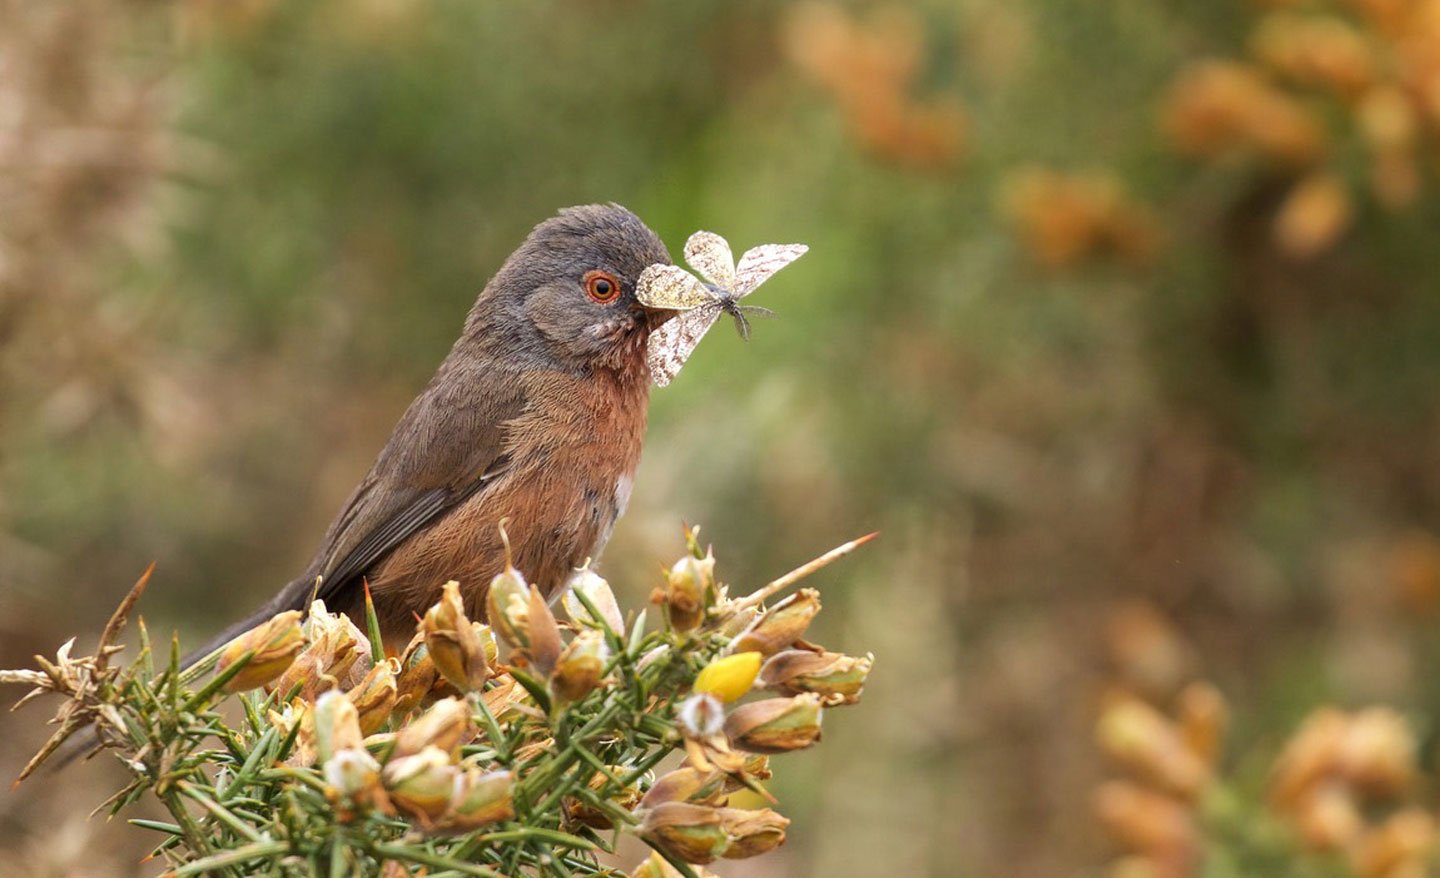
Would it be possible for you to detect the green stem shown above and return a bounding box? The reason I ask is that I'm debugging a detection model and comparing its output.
[371,843,505,877]
[167,840,289,876]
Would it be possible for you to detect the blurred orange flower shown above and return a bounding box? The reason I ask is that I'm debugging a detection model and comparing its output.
[1162,60,1326,165]
[784,2,966,170]
[1251,13,1376,98]
[1273,172,1352,258]
[1000,168,1160,269]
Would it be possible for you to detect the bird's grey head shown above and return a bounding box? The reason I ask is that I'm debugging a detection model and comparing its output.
[469,204,673,373]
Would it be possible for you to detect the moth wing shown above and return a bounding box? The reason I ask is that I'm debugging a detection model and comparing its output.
[683,231,736,291]
[636,264,713,310]
[733,243,809,298]
[646,307,721,387]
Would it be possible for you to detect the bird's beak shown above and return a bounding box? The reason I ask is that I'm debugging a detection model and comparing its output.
[633,300,680,330]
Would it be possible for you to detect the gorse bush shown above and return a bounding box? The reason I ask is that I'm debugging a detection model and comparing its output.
[0,528,875,877]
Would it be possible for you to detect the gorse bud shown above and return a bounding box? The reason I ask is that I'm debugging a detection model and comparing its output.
[678,692,747,773]
[423,581,492,692]
[323,748,385,814]
[563,565,625,634]
[486,567,531,649]
[642,766,727,808]
[217,610,304,693]
[638,802,729,864]
[393,696,473,760]
[758,649,872,705]
[273,600,371,701]
[1341,706,1416,797]
[638,802,791,864]
[526,585,564,676]
[486,520,533,652]
[346,657,399,736]
[731,589,821,656]
[393,633,456,716]
[725,694,824,753]
[550,628,608,703]
[715,807,789,859]
[312,690,364,764]
[382,746,458,824]
[694,652,762,703]
[443,767,515,831]
[664,551,716,632]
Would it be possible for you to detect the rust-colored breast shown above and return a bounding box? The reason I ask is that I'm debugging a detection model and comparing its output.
[362,366,649,641]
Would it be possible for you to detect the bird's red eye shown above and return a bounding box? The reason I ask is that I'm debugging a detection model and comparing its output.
[584,270,621,304]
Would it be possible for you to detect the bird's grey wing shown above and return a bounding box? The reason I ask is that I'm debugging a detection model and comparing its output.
[307,364,529,606]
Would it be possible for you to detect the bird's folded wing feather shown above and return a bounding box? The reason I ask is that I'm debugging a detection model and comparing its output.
[307,363,529,607]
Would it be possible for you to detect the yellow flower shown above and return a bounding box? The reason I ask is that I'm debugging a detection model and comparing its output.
[694,652,762,703]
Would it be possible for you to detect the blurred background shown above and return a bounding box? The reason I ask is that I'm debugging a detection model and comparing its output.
[7,0,1440,875]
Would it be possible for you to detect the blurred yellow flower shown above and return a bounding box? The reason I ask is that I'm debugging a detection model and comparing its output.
[1000,168,1160,269]
[783,2,966,171]
[1273,172,1352,258]
[1162,60,1325,165]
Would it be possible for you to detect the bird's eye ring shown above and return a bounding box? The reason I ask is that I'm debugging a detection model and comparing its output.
[583,270,621,304]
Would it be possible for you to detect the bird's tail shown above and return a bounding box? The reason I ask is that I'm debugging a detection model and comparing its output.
[178,574,319,668]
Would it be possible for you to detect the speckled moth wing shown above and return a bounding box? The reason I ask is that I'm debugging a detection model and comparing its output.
[646,306,721,387]
[636,264,714,311]
[733,243,808,298]
[683,231,736,291]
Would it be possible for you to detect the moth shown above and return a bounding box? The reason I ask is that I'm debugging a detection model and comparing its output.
[638,230,808,387]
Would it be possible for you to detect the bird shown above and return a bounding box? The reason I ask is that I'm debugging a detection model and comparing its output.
[191,203,674,658]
